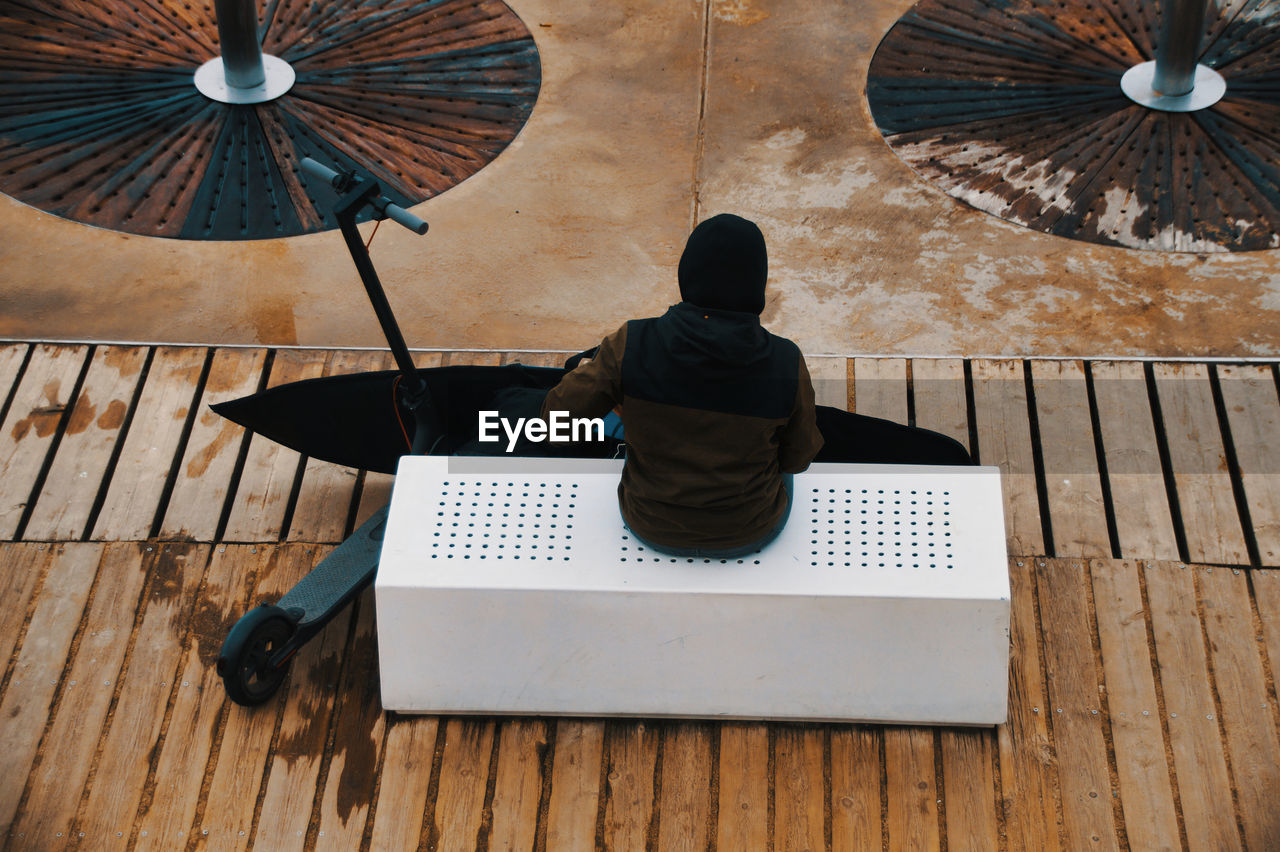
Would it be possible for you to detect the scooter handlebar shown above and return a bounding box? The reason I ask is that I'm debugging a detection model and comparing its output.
[381,202,429,235]
[299,156,428,235]
[300,156,340,186]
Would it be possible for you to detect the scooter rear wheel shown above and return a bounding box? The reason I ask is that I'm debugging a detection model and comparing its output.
[217,605,296,706]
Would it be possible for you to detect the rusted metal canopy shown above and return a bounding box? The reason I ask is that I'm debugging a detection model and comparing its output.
[0,0,540,240]
[867,0,1280,252]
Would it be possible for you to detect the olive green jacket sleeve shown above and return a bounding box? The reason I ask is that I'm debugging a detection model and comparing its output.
[540,325,628,422]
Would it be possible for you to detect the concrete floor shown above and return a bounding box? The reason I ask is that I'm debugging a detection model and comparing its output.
[1,0,1278,358]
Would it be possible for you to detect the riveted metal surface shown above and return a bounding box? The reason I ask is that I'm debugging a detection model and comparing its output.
[866,0,1280,252]
[0,0,540,240]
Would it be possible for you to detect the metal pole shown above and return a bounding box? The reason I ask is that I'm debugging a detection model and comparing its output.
[1152,0,1211,96]
[214,0,265,89]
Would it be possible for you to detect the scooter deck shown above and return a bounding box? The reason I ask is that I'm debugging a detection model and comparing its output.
[279,504,388,628]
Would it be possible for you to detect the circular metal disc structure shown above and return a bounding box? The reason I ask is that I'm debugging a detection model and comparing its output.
[0,0,540,240]
[867,0,1280,252]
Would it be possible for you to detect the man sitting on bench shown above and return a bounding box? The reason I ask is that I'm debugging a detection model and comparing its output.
[540,213,824,558]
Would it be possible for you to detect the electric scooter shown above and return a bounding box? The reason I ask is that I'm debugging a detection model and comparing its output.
[216,157,435,705]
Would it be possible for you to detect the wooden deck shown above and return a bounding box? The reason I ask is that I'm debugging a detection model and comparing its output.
[1,342,1278,851]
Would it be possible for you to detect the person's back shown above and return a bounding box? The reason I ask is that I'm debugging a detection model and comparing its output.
[541,214,823,556]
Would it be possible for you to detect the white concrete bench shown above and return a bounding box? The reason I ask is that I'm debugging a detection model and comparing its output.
[376,456,1009,725]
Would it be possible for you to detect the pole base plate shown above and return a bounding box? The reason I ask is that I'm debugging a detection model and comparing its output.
[195,54,295,104]
[1120,61,1227,112]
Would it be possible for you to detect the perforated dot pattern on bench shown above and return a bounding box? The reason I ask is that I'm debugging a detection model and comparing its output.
[618,534,762,565]
[809,487,954,570]
[432,481,577,561]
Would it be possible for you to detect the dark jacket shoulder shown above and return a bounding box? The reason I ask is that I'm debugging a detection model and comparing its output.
[621,302,799,419]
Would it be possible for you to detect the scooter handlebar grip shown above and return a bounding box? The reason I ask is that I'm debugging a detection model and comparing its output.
[300,156,341,187]
[383,202,429,235]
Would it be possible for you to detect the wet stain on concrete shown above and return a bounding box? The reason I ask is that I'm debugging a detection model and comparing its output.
[250,297,299,347]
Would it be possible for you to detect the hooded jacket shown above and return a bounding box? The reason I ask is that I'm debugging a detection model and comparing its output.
[541,304,821,548]
[542,214,823,549]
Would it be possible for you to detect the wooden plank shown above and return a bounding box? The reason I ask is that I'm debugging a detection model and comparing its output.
[252,546,352,851]
[854,347,956,852]
[912,359,999,851]
[830,727,882,852]
[0,544,54,686]
[1087,558,1180,851]
[1141,560,1242,851]
[1255,570,1280,706]
[656,722,712,851]
[885,727,940,850]
[1216,365,1280,564]
[939,730,999,852]
[852,357,907,422]
[0,344,90,538]
[488,719,549,852]
[193,545,318,847]
[1090,362,1179,561]
[911,359,970,450]
[159,348,268,541]
[366,715,440,851]
[221,350,328,542]
[503,350,568,369]
[997,558,1061,852]
[717,722,769,851]
[846,365,934,852]
[92,346,207,540]
[24,346,148,540]
[601,721,659,851]
[75,544,210,848]
[1195,565,1280,852]
[773,726,825,852]
[287,350,388,542]
[131,545,261,852]
[1035,558,1121,850]
[445,350,503,366]
[1151,363,1249,564]
[413,351,447,369]
[354,472,395,529]
[807,355,848,410]
[10,544,149,847]
[429,718,497,852]
[313,589,384,849]
[0,543,103,835]
[545,720,605,852]
[971,360,1044,554]
[1031,361,1110,558]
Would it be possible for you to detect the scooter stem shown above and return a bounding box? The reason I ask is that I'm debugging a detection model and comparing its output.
[333,183,422,384]
[330,176,440,452]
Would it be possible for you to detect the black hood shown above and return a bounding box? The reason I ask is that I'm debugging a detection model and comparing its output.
[677,213,767,315]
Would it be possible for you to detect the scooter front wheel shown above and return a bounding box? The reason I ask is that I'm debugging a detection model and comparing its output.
[217,605,297,706]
